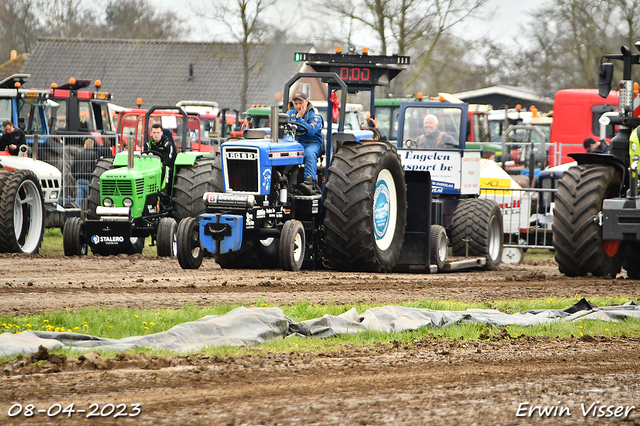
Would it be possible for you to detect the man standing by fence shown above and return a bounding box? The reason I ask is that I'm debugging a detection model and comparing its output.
[72,138,98,205]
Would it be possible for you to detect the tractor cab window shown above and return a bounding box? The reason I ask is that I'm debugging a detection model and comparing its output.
[51,99,67,132]
[96,103,113,132]
[78,101,95,131]
[18,100,45,134]
[0,99,11,125]
[375,106,397,142]
[402,106,462,149]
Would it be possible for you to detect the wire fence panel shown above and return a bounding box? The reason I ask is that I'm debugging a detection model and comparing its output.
[480,187,557,249]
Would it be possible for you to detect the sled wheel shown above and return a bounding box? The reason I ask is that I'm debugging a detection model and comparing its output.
[430,224,448,272]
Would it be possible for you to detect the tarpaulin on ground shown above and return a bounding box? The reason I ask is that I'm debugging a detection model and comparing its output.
[0,299,638,357]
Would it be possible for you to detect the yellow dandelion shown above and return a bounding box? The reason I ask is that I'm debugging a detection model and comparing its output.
[546,301,550,304]
[15,325,20,329]
[578,325,583,329]
[43,320,49,323]
[134,314,138,318]
[67,329,72,332]
[600,302,605,305]
[54,327,60,332]
[143,321,147,325]
[514,333,518,337]
[144,326,148,330]
[109,325,113,329]
[149,322,155,326]
[262,303,267,307]
[605,328,609,331]
[26,324,31,328]
[74,327,79,330]
[83,324,88,328]
[580,332,583,336]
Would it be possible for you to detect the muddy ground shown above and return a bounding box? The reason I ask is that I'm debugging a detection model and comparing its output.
[1,254,639,425]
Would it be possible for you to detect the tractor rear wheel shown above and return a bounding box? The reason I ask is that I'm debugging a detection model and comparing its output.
[86,158,114,220]
[322,142,407,271]
[451,198,503,270]
[63,217,87,256]
[172,157,214,221]
[157,217,177,257]
[553,165,622,277]
[177,217,203,269]
[0,170,45,254]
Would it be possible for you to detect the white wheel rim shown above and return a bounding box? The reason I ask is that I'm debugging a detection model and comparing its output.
[13,179,43,253]
[373,169,397,251]
[488,215,501,261]
[438,232,447,262]
[293,231,303,262]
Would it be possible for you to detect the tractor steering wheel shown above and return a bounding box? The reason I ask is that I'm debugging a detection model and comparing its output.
[288,121,308,136]
[145,149,164,160]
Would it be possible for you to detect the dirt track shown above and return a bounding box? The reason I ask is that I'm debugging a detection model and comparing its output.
[1,254,639,425]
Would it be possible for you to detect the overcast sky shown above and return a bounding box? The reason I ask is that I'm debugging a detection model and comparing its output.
[155,0,535,49]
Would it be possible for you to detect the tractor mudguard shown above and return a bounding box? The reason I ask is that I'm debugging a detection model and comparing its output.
[199,213,243,254]
[174,151,214,167]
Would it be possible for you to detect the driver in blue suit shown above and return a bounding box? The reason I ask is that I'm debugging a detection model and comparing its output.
[287,92,323,195]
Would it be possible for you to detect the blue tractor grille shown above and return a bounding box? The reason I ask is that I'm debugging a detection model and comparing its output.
[101,179,135,196]
[224,147,260,192]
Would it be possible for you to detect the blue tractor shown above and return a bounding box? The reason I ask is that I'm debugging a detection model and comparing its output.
[177,50,503,272]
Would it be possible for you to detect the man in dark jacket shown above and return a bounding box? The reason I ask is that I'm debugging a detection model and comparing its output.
[72,138,98,204]
[416,114,457,149]
[144,123,177,193]
[287,92,323,195]
[0,120,25,155]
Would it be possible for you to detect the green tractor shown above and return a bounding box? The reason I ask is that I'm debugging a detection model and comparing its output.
[63,107,214,256]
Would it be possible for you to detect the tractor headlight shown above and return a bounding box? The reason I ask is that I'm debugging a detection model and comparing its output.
[103,198,114,207]
[123,198,133,207]
[49,191,58,199]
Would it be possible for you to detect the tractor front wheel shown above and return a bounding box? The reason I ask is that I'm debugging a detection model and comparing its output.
[63,217,87,256]
[177,217,203,269]
[157,217,177,257]
[279,220,305,271]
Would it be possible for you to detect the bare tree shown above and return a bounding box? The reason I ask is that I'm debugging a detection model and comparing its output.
[195,0,276,112]
[102,0,185,40]
[39,0,100,39]
[0,0,40,62]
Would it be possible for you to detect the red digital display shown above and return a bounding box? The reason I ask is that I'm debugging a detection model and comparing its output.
[339,67,371,82]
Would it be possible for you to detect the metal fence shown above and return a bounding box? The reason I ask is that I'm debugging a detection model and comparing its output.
[480,186,558,250]
[31,134,119,206]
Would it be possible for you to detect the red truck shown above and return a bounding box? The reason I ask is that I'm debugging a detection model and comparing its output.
[549,89,619,165]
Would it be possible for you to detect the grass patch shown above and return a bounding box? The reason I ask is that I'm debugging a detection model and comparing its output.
[1,296,638,363]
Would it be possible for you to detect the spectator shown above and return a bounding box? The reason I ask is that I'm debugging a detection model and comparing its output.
[72,139,98,205]
[482,150,496,161]
[583,137,610,154]
[0,120,25,155]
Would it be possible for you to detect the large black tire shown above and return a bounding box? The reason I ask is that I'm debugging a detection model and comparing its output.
[177,217,204,269]
[623,243,640,279]
[430,224,448,272]
[157,217,177,257]
[279,220,305,271]
[322,142,407,271]
[553,165,623,277]
[126,237,145,255]
[0,170,45,254]
[210,154,223,191]
[171,157,214,221]
[63,217,87,256]
[86,158,115,220]
[451,198,503,270]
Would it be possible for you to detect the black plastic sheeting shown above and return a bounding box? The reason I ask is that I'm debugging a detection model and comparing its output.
[1,299,637,357]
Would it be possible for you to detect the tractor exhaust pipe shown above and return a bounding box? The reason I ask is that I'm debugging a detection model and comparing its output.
[270,106,279,142]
